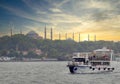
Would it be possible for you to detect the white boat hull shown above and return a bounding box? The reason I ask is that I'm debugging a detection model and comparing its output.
[68,48,118,74]
[68,61,118,74]
[72,67,113,74]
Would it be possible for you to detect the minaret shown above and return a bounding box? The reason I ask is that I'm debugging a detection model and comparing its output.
[10,23,14,37]
[50,28,53,40]
[73,32,74,40]
[79,33,80,42]
[10,28,13,37]
[10,22,14,37]
[44,25,46,39]
[88,34,89,41]
[94,35,96,41]
[65,33,67,40]
[59,33,61,40]
[20,28,22,34]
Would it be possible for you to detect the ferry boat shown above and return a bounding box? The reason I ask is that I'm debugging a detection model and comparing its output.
[67,47,117,74]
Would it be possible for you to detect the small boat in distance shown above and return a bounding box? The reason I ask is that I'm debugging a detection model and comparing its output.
[67,47,117,74]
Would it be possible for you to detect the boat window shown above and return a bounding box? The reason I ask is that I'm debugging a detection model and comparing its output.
[103,62,110,65]
[73,58,85,63]
[94,51,111,58]
[91,62,101,66]
[91,62,110,66]
[89,51,111,61]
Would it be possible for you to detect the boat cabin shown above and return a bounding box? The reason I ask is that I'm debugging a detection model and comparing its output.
[89,47,113,66]
[90,61,110,66]
[72,52,89,64]
[73,57,86,63]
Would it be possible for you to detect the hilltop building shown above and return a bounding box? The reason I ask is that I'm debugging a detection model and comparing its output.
[26,31,43,39]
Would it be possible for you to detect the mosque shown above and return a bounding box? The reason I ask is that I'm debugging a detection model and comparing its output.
[26,31,43,39]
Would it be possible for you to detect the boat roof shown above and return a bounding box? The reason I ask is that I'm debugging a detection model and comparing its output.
[90,60,110,62]
[72,56,86,59]
[94,47,113,52]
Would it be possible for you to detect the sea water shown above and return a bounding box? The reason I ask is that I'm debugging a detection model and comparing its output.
[0,61,120,84]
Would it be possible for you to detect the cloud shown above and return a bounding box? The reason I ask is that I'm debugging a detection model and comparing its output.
[0,0,82,25]
[47,0,69,8]
[49,8,62,13]
[85,0,112,9]
[0,0,120,41]
[36,11,47,14]
[0,4,50,23]
[85,0,120,21]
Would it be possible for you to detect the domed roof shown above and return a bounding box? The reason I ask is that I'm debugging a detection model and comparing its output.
[27,31,39,39]
[27,31,38,36]
[26,30,43,39]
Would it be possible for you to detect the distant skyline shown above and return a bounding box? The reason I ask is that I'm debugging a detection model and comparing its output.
[0,0,120,41]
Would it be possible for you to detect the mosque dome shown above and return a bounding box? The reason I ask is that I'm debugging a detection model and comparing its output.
[26,31,42,39]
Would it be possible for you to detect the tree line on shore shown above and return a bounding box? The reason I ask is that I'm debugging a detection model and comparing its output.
[0,34,120,60]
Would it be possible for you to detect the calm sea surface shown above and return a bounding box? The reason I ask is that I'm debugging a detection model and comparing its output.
[0,61,120,84]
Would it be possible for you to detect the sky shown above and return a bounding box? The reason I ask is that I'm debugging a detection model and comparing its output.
[0,0,120,41]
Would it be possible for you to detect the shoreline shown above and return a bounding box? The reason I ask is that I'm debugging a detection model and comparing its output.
[0,60,67,62]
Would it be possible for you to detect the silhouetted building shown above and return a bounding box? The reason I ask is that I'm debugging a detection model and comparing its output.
[59,33,61,40]
[94,35,96,41]
[26,31,43,39]
[88,34,90,41]
[44,25,46,39]
[73,32,74,40]
[79,33,80,42]
[50,28,53,40]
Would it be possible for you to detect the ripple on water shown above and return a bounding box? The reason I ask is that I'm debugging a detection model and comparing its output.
[0,62,120,84]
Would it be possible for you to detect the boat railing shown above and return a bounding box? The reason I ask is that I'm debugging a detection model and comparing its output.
[89,55,110,61]
[90,60,110,66]
[68,61,87,66]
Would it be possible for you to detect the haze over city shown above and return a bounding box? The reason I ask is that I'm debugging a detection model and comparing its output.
[0,0,120,41]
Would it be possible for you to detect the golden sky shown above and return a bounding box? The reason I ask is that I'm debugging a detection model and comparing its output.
[0,0,120,41]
